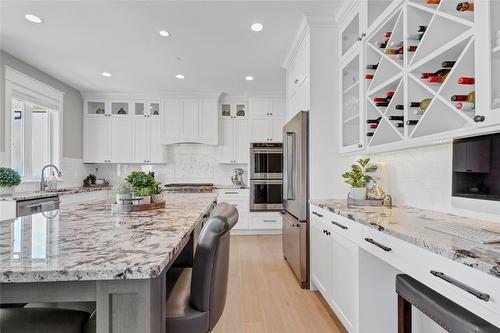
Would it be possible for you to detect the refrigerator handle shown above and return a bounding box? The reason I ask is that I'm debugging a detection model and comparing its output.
[286,132,296,201]
[283,133,288,201]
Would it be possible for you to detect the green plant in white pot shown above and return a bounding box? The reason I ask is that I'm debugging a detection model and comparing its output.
[0,167,21,195]
[342,158,377,200]
[114,181,134,204]
[134,187,152,205]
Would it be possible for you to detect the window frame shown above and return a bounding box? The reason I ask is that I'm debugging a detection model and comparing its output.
[3,66,64,183]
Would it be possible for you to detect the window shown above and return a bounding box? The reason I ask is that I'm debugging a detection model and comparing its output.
[4,67,63,182]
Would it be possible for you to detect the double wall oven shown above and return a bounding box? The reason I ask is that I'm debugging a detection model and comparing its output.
[249,143,283,211]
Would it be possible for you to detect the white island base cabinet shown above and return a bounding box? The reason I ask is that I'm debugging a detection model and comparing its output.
[310,204,500,333]
[0,201,16,221]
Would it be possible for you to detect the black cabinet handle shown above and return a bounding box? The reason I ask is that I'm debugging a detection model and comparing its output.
[331,221,348,230]
[364,238,391,252]
[474,115,485,123]
[430,270,490,302]
[312,211,323,218]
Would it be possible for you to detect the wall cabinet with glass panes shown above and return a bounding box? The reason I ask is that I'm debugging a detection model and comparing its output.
[337,0,500,154]
[83,98,166,164]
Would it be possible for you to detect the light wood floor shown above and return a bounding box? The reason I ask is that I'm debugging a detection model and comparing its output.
[213,235,346,333]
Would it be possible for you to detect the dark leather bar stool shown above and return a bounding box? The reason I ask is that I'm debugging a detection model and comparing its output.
[165,202,238,333]
[396,274,500,333]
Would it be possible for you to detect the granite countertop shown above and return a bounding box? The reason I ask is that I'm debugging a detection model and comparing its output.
[310,199,500,279]
[213,185,249,189]
[0,186,112,201]
[0,192,217,283]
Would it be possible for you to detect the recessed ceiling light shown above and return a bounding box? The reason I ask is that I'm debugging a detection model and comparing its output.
[101,72,112,77]
[176,74,185,79]
[245,76,254,81]
[24,14,43,24]
[251,23,263,32]
[159,30,170,37]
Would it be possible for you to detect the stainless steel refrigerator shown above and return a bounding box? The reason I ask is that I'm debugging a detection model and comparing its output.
[281,111,309,288]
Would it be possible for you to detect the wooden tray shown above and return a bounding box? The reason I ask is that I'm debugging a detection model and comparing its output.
[111,201,166,214]
[347,195,392,208]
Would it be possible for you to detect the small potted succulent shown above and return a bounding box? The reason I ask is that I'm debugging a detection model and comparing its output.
[0,167,21,195]
[342,158,377,200]
[126,171,157,205]
[114,181,134,204]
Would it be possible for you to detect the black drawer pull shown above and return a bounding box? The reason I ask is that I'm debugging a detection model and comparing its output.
[430,270,490,302]
[364,238,391,252]
[331,221,348,230]
[312,211,323,218]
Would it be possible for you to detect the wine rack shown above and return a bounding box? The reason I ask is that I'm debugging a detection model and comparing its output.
[361,0,478,150]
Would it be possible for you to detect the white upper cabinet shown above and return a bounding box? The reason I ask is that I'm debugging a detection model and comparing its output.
[249,97,285,143]
[162,96,219,145]
[219,118,249,164]
[110,117,132,163]
[83,117,109,163]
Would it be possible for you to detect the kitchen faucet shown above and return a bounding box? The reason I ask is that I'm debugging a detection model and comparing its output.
[40,164,62,191]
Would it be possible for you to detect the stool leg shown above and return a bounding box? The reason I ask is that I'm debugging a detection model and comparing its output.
[398,295,412,333]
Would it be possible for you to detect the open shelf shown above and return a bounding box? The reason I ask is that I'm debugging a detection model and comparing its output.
[407,75,434,137]
[369,117,402,147]
[384,79,405,136]
[410,14,471,66]
[408,0,439,11]
[368,79,401,115]
[368,8,401,53]
[437,0,474,24]
[406,5,433,64]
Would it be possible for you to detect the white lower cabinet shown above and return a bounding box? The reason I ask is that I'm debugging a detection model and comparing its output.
[0,201,16,221]
[216,189,249,230]
[310,214,332,296]
[249,212,281,229]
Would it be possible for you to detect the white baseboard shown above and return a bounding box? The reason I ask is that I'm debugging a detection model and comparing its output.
[231,229,282,235]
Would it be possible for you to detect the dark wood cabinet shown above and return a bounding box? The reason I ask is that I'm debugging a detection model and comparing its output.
[453,139,491,173]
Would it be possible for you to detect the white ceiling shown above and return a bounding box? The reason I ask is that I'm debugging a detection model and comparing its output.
[0,1,338,95]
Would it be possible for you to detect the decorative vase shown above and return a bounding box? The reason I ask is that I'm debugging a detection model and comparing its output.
[0,187,15,196]
[115,193,132,204]
[349,187,366,200]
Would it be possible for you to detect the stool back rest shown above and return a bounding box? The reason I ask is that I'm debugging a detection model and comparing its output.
[190,203,238,329]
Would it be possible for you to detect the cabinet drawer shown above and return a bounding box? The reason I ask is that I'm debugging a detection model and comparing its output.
[219,197,249,216]
[361,227,406,268]
[310,205,362,243]
[250,213,281,229]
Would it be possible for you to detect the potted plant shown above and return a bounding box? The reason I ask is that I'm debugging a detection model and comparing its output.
[83,173,96,187]
[0,167,21,195]
[342,158,377,200]
[114,181,134,204]
[133,187,152,205]
[151,183,163,203]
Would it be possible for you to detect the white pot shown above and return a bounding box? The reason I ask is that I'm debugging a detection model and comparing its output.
[115,193,132,204]
[349,187,366,200]
[134,195,151,205]
[0,187,15,196]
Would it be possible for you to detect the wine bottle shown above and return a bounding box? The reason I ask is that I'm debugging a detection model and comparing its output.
[427,75,448,83]
[395,122,405,128]
[407,33,424,41]
[373,97,386,103]
[456,102,475,111]
[442,61,456,68]
[409,98,432,111]
[366,117,382,124]
[420,69,450,79]
[418,26,427,32]
[457,77,475,85]
[389,115,404,121]
[386,91,395,98]
[408,45,418,52]
[366,64,379,70]
[384,32,392,38]
[367,132,375,137]
[456,2,474,11]
[395,104,404,110]
[389,41,403,48]
[376,41,387,48]
[406,120,419,126]
[365,74,374,80]
[375,102,389,107]
[426,0,440,4]
[369,124,379,129]
[384,48,400,55]
[413,109,425,116]
[451,91,475,102]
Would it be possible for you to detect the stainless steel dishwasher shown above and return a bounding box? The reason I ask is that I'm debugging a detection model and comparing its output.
[16,196,60,217]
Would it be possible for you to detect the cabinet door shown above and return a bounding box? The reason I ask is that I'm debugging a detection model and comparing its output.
[250,118,270,142]
[83,117,109,163]
[110,118,132,163]
[219,119,235,163]
[331,233,358,332]
[149,119,165,163]
[133,117,150,163]
[163,98,180,143]
[271,98,286,118]
[234,119,249,163]
[250,98,272,118]
[310,217,332,298]
[270,118,284,142]
[199,98,218,144]
[181,99,200,140]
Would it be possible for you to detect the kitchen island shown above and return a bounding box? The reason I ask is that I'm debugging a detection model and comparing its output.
[0,192,217,333]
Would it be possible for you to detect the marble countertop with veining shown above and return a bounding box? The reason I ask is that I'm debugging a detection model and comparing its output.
[0,186,112,201]
[0,192,217,283]
[310,199,500,279]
